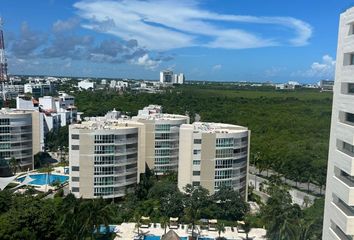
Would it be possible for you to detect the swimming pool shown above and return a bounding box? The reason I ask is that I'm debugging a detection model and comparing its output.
[17,173,69,186]
[144,235,188,240]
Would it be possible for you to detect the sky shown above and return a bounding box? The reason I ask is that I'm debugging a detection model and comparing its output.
[2,0,354,83]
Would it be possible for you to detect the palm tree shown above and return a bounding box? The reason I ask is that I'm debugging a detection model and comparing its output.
[242,221,251,240]
[160,216,169,235]
[216,222,225,239]
[80,198,112,239]
[9,157,20,175]
[133,214,142,236]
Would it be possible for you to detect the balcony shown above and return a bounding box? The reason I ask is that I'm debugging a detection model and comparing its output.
[330,200,354,235]
[334,150,354,175]
[333,175,354,206]
[329,226,352,240]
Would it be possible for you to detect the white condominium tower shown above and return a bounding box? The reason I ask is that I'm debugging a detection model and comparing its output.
[178,122,250,198]
[69,119,144,199]
[323,7,354,240]
[132,105,189,175]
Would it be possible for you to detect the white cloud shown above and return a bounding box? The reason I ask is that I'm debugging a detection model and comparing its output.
[212,64,222,71]
[131,54,161,70]
[301,55,336,79]
[52,18,80,32]
[73,0,312,51]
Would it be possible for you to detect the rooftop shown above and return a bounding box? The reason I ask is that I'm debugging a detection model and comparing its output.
[187,122,248,134]
[71,118,142,130]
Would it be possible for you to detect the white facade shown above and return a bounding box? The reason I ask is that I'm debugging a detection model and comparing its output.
[160,70,184,84]
[177,73,185,84]
[323,7,354,240]
[78,80,95,90]
[132,105,189,174]
[160,70,173,84]
[178,122,250,198]
[69,119,142,199]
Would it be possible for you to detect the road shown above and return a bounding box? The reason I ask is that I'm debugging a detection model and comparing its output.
[249,165,325,196]
[249,173,317,207]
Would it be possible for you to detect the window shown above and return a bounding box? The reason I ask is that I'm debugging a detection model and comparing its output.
[351,54,354,65]
[71,145,79,150]
[72,187,79,192]
[72,177,80,182]
[192,181,200,187]
[71,134,79,140]
[194,139,202,144]
[346,112,354,124]
[348,83,354,94]
[72,166,80,171]
[193,149,201,155]
[193,160,201,165]
[193,171,200,176]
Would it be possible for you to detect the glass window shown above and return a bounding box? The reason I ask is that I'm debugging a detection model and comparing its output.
[72,166,80,171]
[71,145,79,150]
[193,171,200,176]
[348,83,354,93]
[194,139,202,144]
[193,160,201,165]
[71,134,79,139]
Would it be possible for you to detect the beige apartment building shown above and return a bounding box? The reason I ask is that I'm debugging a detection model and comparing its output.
[69,118,145,199]
[132,105,189,175]
[0,109,41,176]
[323,7,354,240]
[178,122,250,199]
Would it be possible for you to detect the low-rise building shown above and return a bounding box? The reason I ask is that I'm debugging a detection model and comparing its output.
[78,80,95,90]
[178,122,250,199]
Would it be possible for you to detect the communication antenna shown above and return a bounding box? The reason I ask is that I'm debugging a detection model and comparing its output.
[0,17,8,106]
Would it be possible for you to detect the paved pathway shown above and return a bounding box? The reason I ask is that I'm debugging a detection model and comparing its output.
[249,165,325,195]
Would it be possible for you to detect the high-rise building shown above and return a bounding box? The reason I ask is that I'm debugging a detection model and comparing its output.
[178,122,250,198]
[69,118,145,199]
[323,7,354,239]
[132,105,189,175]
[0,109,42,176]
[160,70,173,84]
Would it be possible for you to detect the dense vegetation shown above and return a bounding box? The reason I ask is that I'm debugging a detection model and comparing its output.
[0,171,249,239]
[259,176,324,239]
[72,85,332,187]
[0,171,323,239]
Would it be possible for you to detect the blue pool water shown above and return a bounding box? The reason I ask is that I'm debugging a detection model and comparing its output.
[144,236,188,240]
[97,225,117,234]
[17,173,69,186]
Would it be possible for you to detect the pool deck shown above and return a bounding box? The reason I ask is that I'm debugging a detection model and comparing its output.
[114,223,266,240]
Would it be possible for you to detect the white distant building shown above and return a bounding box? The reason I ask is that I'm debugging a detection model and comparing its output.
[160,70,173,84]
[24,82,53,97]
[78,80,95,90]
[275,83,295,90]
[16,93,82,150]
[177,73,185,84]
[323,7,354,239]
[160,70,185,84]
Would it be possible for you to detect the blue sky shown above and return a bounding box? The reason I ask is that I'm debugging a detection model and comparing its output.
[2,0,354,82]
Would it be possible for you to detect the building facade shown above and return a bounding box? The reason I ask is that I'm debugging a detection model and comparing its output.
[323,7,354,240]
[132,105,189,175]
[178,122,250,198]
[0,109,37,176]
[69,119,144,199]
